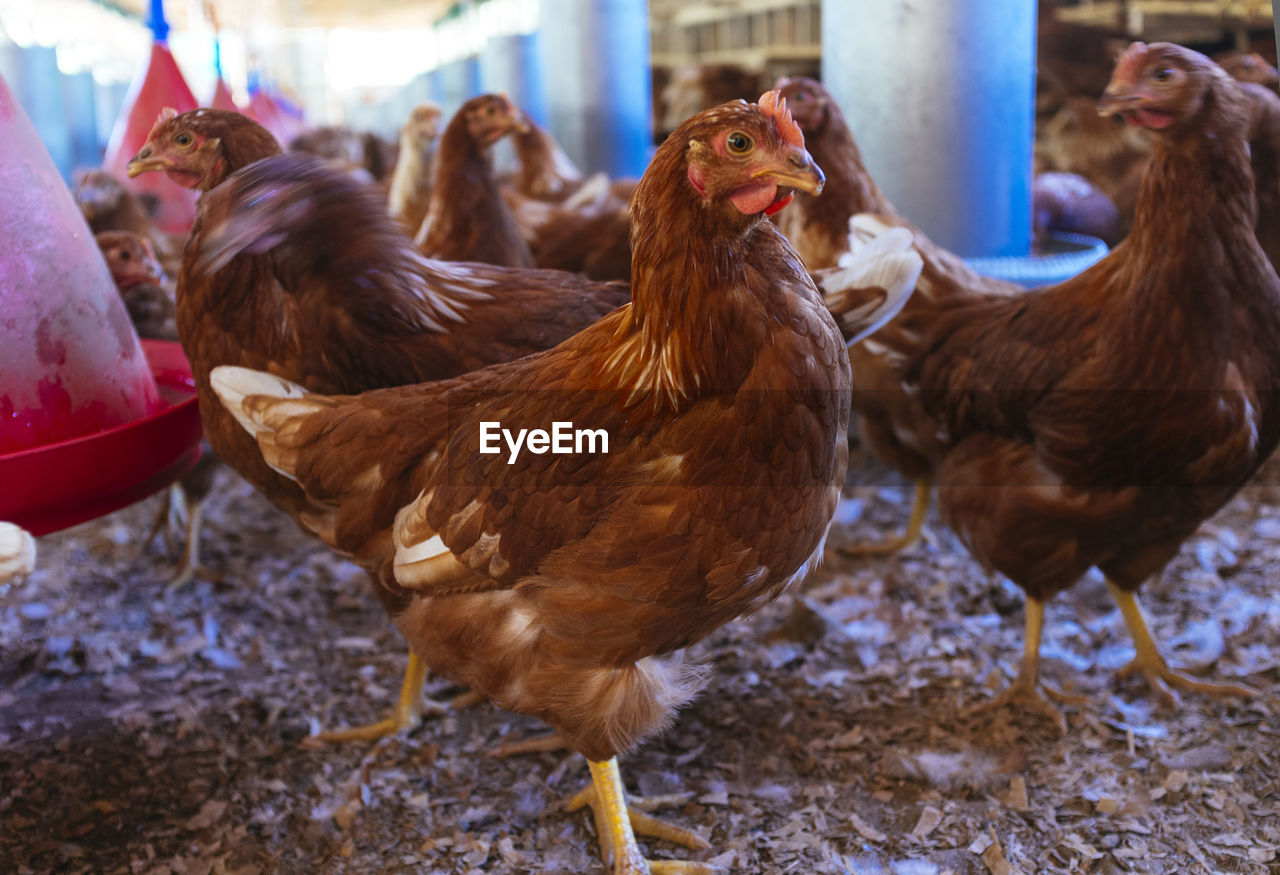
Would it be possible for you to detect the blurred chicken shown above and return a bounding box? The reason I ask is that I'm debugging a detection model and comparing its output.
[772,75,1025,554]
[505,116,585,201]
[209,91,850,873]
[388,103,443,232]
[1032,171,1121,247]
[1216,50,1279,87]
[73,168,184,277]
[413,94,534,267]
[96,230,177,340]
[0,522,36,588]
[657,63,765,140]
[890,44,1279,726]
[1036,95,1152,238]
[94,229,221,589]
[506,175,635,281]
[1242,81,1280,272]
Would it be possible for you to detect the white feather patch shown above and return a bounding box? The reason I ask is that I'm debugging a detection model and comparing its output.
[821,225,922,345]
[0,522,36,582]
[209,366,310,439]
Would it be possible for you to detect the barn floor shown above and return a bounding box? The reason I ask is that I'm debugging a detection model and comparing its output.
[2,449,1278,875]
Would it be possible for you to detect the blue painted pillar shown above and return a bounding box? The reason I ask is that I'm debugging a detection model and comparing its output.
[822,0,1036,257]
[438,55,482,120]
[536,0,651,177]
[482,32,549,128]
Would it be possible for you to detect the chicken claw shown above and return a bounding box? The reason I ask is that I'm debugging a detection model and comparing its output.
[570,759,714,874]
[965,596,1085,734]
[1108,583,1259,708]
[838,477,932,556]
[304,651,431,746]
[488,731,569,758]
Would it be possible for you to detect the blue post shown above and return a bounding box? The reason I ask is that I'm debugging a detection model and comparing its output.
[482,32,549,128]
[438,55,482,121]
[148,0,170,43]
[822,0,1036,257]
[536,0,651,177]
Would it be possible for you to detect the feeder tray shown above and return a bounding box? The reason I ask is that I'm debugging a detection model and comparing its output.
[0,340,203,536]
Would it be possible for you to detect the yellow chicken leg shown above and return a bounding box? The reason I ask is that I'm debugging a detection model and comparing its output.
[1108,581,1259,707]
[966,597,1085,734]
[573,758,713,874]
[839,477,932,556]
[167,494,216,591]
[306,650,429,745]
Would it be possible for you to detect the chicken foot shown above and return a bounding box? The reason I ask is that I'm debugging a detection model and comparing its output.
[148,485,219,591]
[965,597,1086,734]
[838,477,932,556]
[1107,581,1259,707]
[572,758,713,874]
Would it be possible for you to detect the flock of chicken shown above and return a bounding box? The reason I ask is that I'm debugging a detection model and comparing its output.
[26,34,1280,874]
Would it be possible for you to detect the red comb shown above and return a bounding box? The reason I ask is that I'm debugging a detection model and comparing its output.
[148,107,179,139]
[1112,42,1149,86]
[758,90,804,149]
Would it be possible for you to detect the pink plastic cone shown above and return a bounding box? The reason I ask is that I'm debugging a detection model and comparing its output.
[102,42,200,234]
[210,77,240,112]
[0,74,161,454]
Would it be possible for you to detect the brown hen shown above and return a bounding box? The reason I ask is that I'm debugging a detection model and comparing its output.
[211,91,846,874]
[773,75,1024,555]
[387,103,443,232]
[413,94,534,268]
[905,44,1280,727]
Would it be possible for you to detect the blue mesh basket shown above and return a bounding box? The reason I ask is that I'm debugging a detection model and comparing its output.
[964,232,1108,288]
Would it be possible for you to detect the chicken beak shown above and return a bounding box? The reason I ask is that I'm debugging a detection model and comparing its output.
[1097,87,1145,118]
[754,149,825,197]
[126,146,168,178]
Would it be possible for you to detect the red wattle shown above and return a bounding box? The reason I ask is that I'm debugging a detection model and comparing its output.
[764,191,795,216]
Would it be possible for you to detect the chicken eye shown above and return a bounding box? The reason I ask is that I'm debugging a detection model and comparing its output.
[1153,67,1174,82]
[726,131,754,155]
[119,250,131,260]
[175,133,193,147]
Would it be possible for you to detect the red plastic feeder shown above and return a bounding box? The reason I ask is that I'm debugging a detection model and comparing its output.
[0,341,202,536]
[0,71,201,534]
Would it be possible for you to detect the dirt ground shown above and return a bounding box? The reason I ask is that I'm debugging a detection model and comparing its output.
[2,448,1278,874]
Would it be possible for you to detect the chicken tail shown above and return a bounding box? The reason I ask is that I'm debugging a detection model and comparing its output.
[0,522,36,585]
[209,366,329,481]
[817,225,922,345]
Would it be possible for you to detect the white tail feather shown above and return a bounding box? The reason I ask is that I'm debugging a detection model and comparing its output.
[820,224,922,345]
[210,366,309,440]
[0,522,36,583]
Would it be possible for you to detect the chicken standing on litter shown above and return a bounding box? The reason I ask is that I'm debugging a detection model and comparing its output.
[209,92,850,873]
[882,44,1280,728]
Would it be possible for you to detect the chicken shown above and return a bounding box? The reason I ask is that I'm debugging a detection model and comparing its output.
[1216,50,1279,87]
[413,94,534,268]
[125,108,633,741]
[96,230,177,341]
[1032,171,1121,248]
[1035,95,1151,239]
[0,522,36,589]
[95,229,222,589]
[1242,81,1280,272]
[506,176,635,281]
[898,44,1279,727]
[656,63,765,140]
[505,116,586,201]
[208,90,847,874]
[73,168,184,278]
[772,74,1023,554]
[387,103,443,232]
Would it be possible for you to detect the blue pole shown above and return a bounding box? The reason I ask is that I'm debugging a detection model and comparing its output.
[822,0,1035,257]
[482,32,549,128]
[148,0,170,44]
[536,0,651,177]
